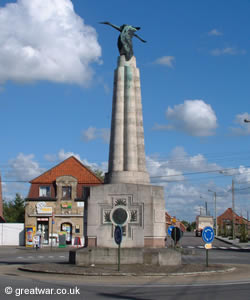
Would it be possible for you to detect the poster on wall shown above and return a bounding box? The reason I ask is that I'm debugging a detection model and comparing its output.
[25,226,36,247]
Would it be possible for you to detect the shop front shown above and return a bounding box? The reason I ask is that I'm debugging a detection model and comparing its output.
[37,217,49,245]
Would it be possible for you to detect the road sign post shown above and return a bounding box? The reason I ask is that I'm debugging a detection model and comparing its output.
[202,226,214,267]
[114,225,122,271]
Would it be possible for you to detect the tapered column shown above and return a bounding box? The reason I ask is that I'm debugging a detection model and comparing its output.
[124,65,138,171]
[108,68,124,171]
[135,68,147,172]
[105,56,150,184]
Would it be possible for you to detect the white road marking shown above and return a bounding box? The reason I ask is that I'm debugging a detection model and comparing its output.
[197,246,204,249]
[219,247,227,249]
[187,246,195,249]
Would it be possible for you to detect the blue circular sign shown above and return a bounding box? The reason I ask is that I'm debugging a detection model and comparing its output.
[114,225,122,245]
[168,226,174,236]
[202,226,214,243]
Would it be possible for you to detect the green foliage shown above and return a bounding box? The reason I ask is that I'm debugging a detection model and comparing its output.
[222,223,227,237]
[3,193,25,223]
[240,223,248,243]
[218,225,222,236]
[92,168,105,181]
[181,220,196,232]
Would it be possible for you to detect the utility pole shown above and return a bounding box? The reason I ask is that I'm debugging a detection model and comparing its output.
[232,179,235,240]
[214,192,217,237]
[208,189,217,236]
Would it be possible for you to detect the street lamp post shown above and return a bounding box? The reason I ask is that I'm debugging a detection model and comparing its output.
[208,189,217,236]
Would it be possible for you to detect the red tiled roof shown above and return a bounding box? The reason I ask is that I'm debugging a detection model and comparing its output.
[30,156,103,184]
[217,207,248,224]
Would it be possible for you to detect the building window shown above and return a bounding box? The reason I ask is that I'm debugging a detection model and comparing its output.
[62,186,72,199]
[39,186,51,197]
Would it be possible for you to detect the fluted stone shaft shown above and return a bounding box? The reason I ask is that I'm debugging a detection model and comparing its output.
[135,68,147,172]
[108,68,124,172]
[124,65,138,171]
[105,56,150,184]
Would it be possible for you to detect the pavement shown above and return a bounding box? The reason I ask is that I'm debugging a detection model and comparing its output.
[215,236,250,248]
[18,262,236,277]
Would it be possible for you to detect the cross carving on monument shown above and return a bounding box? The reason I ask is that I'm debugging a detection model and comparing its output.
[100,194,143,238]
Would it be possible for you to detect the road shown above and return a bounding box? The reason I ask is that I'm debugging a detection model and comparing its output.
[0,234,250,300]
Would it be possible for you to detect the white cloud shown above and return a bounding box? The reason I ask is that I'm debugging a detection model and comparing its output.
[44,149,108,173]
[208,29,223,36]
[82,127,110,143]
[146,156,184,185]
[0,0,101,85]
[211,47,246,56]
[145,148,228,221]
[221,165,250,184]
[156,100,217,136]
[155,56,175,68]
[234,166,250,183]
[6,153,44,181]
[230,112,250,136]
[147,147,220,184]
[167,147,219,172]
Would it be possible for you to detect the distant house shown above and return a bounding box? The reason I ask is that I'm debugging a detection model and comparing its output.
[25,156,103,246]
[217,208,250,237]
[165,211,186,233]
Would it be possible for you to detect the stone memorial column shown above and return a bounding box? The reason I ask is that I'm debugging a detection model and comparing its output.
[105,56,150,184]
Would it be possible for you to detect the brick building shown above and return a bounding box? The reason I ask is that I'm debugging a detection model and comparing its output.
[0,173,5,223]
[217,208,250,237]
[25,156,103,246]
[165,212,186,233]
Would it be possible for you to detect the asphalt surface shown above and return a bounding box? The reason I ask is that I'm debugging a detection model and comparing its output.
[0,233,250,299]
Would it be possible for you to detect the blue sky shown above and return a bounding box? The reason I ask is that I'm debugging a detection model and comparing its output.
[1,0,250,222]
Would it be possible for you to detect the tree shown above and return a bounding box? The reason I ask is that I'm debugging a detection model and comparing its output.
[181,220,189,231]
[180,220,196,232]
[240,223,248,243]
[93,169,105,181]
[3,193,25,223]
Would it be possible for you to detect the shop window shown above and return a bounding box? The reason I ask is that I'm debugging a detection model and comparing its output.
[61,223,72,245]
[39,186,51,197]
[75,225,80,233]
[62,186,72,199]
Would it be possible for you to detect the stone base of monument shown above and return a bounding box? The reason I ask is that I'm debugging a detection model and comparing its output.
[69,247,181,266]
[86,183,166,248]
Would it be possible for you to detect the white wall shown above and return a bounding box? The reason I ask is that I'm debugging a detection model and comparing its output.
[0,223,25,246]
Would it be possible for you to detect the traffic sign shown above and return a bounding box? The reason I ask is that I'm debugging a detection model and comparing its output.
[168,226,174,236]
[202,226,214,244]
[171,227,182,243]
[114,225,122,245]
